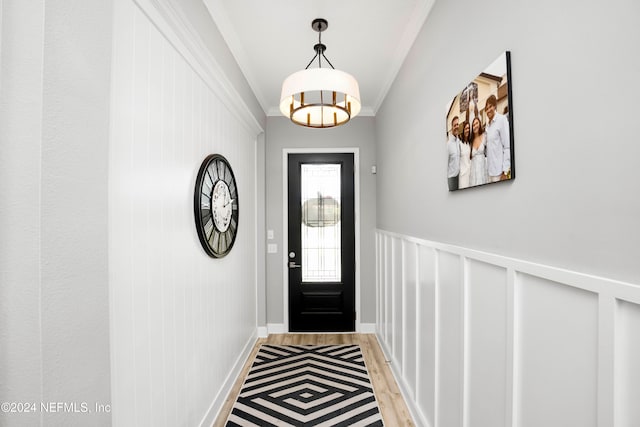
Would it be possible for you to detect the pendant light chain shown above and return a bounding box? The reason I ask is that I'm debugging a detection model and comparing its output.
[322,53,335,69]
[303,20,336,70]
[304,54,319,70]
[318,25,322,68]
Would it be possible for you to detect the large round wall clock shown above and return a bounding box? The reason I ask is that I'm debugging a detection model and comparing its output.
[194,154,239,258]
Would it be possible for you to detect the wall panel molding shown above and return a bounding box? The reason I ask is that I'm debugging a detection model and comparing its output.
[376,229,640,427]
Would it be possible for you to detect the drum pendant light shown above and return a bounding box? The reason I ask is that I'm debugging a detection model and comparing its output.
[279,18,361,128]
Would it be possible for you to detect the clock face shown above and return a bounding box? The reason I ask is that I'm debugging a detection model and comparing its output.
[194,154,239,258]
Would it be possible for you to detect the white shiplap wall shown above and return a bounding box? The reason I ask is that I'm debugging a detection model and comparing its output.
[376,229,640,427]
[109,0,260,425]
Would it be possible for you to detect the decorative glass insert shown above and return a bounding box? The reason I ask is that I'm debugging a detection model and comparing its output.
[301,164,341,282]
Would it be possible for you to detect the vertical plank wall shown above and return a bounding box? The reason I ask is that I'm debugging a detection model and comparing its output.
[109,0,259,425]
[376,229,640,427]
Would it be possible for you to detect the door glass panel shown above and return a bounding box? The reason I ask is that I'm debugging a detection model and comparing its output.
[300,164,341,282]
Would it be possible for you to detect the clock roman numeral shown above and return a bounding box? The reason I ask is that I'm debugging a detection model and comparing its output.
[204,170,214,193]
[208,164,218,183]
[203,217,213,239]
[218,231,227,254]
[217,160,225,183]
[225,230,234,249]
[229,180,236,198]
[201,195,211,210]
[209,229,218,249]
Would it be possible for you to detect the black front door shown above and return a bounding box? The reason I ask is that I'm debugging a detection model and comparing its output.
[287,153,355,332]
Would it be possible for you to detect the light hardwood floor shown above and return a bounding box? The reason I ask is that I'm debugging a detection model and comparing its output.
[213,333,414,426]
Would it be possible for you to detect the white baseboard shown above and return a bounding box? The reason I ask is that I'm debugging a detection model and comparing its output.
[267,323,286,334]
[375,333,427,427]
[358,323,376,333]
[199,330,257,427]
[264,323,376,335]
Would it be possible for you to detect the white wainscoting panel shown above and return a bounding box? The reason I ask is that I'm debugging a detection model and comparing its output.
[109,0,259,425]
[435,250,463,427]
[466,260,508,427]
[615,300,640,427]
[516,274,598,427]
[417,245,436,427]
[403,241,418,399]
[375,229,640,427]
[392,237,404,367]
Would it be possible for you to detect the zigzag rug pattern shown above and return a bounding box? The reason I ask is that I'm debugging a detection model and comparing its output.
[226,345,384,426]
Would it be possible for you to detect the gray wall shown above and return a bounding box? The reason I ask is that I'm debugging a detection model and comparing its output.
[256,133,267,328]
[376,0,640,284]
[265,116,377,325]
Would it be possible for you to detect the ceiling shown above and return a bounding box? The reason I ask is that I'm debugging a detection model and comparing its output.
[203,0,436,117]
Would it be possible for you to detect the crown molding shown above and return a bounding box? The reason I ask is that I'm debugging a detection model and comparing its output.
[132,0,264,135]
[202,0,270,115]
[371,0,436,114]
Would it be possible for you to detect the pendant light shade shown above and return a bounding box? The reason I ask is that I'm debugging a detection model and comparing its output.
[280,69,361,128]
[280,19,361,128]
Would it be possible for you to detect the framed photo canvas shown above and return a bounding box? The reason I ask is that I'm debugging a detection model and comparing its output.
[446,51,514,191]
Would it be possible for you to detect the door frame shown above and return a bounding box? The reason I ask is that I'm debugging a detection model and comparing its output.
[282,147,361,333]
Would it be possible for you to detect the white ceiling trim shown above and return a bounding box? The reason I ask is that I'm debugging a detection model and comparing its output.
[371,0,436,114]
[136,0,264,134]
[203,0,270,114]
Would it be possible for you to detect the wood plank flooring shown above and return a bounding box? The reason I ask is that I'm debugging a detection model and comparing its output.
[212,333,414,426]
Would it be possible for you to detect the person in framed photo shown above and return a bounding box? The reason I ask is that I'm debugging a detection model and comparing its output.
[470,117,487,186]
[447,115,461,190]
[484,95,511,182]
[459,121,471,189]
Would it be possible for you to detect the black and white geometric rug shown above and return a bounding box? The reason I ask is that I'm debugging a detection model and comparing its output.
[226,345,384,426]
